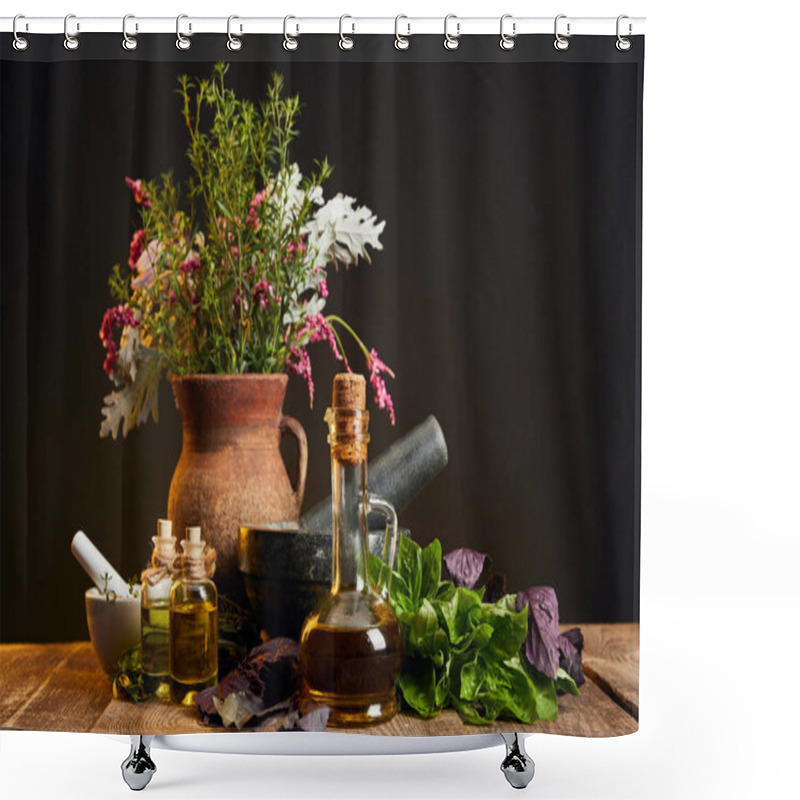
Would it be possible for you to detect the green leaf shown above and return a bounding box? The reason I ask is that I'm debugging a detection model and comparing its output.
[526,662,559,721]
[482,601,529,661]
[440,587,483,645]
[556,667,580,697]
[397,536,423,608]
[398,660,437,718]
[419,539,442,600]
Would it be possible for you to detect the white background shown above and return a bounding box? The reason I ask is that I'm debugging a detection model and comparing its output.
[2,1,799,798]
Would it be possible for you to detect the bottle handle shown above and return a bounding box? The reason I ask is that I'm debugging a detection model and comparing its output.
[279,415,308,516]
[367,495,398,597]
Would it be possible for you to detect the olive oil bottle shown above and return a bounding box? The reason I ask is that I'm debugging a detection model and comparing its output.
[169,526,218,704]
[140,519,179,700]
[299,374,404,726]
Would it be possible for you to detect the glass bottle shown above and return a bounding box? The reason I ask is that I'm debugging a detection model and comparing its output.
[299,374,404,726]
[169,526,218,704]
[140,519,178,700]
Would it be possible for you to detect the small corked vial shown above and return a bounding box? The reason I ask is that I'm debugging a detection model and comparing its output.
[327,374,370,466]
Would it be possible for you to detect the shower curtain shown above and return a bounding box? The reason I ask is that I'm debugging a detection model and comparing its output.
[1,27,643,738]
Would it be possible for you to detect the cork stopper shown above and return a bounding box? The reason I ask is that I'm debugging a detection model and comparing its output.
[157,518,173,540]
[182,526,204,560]
[332,373,366,411]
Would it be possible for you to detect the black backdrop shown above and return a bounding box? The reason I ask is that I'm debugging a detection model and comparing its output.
[1,34,643,642]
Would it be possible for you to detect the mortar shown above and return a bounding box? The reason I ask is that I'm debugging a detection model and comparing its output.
[238,524,408,641]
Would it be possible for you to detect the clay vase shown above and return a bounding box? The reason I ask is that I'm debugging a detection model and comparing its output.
[167,374,308,603]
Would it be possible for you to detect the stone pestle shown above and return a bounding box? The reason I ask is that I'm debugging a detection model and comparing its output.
[299,414,448,531]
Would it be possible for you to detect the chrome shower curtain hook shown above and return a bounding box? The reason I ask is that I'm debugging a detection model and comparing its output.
[283,15,299,51]
[394,15,410,50]
[12,14,29,51]
[616,15,632,51]
[176,14,191,50]
[64,13,80,51]
[444,14,460,51]
[122,15,138,51]
[500,14,516,50]
[339,15,355,51]
[227,15,242,51]
[554,14,570,51]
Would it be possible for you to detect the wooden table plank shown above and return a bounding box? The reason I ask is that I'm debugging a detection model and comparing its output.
[0,624,638,737]
[578,623,639,720]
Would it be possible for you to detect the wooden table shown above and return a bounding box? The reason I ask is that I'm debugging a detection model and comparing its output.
[0,623,638,738]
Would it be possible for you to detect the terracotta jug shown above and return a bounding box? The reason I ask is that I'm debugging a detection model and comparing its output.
[167,374,308,602]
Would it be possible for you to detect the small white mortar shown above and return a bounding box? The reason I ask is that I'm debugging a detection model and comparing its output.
[85,587,142,674]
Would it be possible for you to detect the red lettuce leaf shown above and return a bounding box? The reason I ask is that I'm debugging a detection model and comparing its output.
[516,586,560,679]
[443,547,487,589]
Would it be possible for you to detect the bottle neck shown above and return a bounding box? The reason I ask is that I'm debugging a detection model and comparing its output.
[327,407,371,594]
[331,459,369,592]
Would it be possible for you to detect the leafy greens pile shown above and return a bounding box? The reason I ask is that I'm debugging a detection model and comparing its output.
[369,537,583,725]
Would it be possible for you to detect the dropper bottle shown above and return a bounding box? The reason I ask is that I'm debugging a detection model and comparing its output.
[140,519,178,700]
[169,526,218,704]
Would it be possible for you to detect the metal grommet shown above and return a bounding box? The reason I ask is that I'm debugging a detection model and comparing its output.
[394,14,410,50]
[616,14,632,51]
[554,14,570,51]
[500,14,516,50]
[176,14,191,50]
[339,14,354,50]
[63,13,79,51]
[122,14,138,51]
[227,15,242,51]
[13,14,29,51]
[444,13,460,51]
[283,15,298,51]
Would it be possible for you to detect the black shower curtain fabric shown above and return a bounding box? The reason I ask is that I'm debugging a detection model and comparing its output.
[0,34,643,643]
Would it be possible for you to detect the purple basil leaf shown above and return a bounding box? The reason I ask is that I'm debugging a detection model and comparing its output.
[516,586,560,679]
[558,630,585,687]
[559,627,585,686]
[242,637,299,705]
[484,573,507,603]
[443,548,487,589]
[195,686,221,723]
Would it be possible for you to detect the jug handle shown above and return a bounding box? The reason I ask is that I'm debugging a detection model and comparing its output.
[367,495,398,597]
[279,415,308,515]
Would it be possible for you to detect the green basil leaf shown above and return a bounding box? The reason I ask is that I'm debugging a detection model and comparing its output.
[419,539,442,600]
[398,659,437,718]
[482,602,529,660]
[397,535,423,607]
[440,587,483,645]
[526,660,558,721]
[555,666,580,696]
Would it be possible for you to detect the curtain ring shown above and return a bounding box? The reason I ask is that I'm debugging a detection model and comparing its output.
[122,14,138,51]
[394,15,410,50]
[283,15,299,51]
[13,14,29,51]
[176,14,191,50]
[444,14,460,51]
[500,14,516,50]
[553,14,570,51]
[63,13,79,51]
[339,14,355,50]
[227,15,242,51]
[616,15,632,51]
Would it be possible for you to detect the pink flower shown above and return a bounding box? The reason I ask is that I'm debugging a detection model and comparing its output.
[128,229,146,270]
[319,279,329,299]
[246,189,268,229]
[366,348,396,425]
[287,346,314,406]
[179,256,201,276]
[125,177,152,208]
[300,313,343,361]
[252,280,274,310]
[99,305,138,377]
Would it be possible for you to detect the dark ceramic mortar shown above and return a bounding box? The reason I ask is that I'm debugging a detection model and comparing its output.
[238,524,408,641]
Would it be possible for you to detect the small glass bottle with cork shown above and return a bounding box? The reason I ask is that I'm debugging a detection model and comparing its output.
[140,518,179,700]
[299,373,404,726]
[169,526,218,704]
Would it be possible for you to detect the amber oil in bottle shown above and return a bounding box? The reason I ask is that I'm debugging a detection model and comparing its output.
[299,374,404,726]
[141,519,179,700]
[169,526,218,704]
